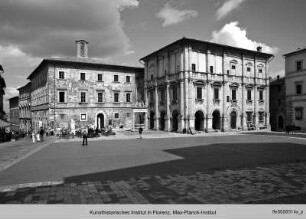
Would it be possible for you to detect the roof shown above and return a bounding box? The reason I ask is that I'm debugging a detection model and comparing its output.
[8,96,19,101]
[283,47,306,57]
[17,82,31,91]
[27,57,144,80]
[140,37,274,61]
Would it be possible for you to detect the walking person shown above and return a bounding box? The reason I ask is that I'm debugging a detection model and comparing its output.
[82,127,88,146]
[40,127,45,142]
[138,125,143,140]
[31,130,36,143]
[36,129,40,142]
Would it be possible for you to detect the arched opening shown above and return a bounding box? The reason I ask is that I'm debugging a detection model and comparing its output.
[149,111,155,129]
[97,113,104,129]
[212,110,221,130]
[159,111,166,131]
[195,111,205,131]
[230,111,237,129]
[172,110,179,132]
[278,116,284,130]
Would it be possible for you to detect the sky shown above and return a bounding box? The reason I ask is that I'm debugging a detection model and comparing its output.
[1,0,306,112]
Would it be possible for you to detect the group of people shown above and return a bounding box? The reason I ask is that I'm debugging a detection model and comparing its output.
[31,127,45,143]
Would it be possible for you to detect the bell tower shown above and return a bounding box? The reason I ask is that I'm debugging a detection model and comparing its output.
[76,40,89,58]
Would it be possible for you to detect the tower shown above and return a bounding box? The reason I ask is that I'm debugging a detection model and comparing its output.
[76,40,89,58]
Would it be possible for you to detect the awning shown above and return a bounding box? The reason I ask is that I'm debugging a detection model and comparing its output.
[0,119,10,127]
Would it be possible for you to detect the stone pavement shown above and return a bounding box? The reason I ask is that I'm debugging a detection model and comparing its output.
[0,161,305,204]
[0,136,56,172]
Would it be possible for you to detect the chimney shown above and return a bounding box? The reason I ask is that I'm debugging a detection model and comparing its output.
[277,75,280,80]
[257,46,262,52]
[76,40,89,58]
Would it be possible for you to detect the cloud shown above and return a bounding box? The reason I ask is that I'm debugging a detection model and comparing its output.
[216,0,246,20]
[4,87,19,99]
[211,21,278,54]
[157,2,198,27]
[0,0,139,58]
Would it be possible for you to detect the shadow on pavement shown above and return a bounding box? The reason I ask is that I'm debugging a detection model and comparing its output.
[64,142,306,183]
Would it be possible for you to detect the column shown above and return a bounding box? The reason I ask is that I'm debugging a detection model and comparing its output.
[205,50,211,132]
[241,54,246,130]
[188,79,195,130]
[166,82,171,131]
[221,51,226,132]
[254,57,258,128]
[179,78,184,132]
[144,111,148,130]
[184,46,189,129]
[154,84,159,130]
[265,62,270,129]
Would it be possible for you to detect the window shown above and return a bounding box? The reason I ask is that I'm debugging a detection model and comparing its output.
[197,87,202,100]
[297,61,303,71]
[81,92,86,103]
[160,89,165,103]
[247,112,252,122]
[192,64,196,72]
[98,92,103,103]
[114,113,119,119]
[173,87,177,101]
[295,107,303,120]
[214,88,219,100]
[151,75,154,80]
[59,71,65,79]
[296,84,302,94]
[247,67,251,72]
[59,91,65,103]
[80,73,86,80]
[259,112,264,123]
[227,96,230,102]
[259,90,264,100]
[114,92,119,103]
[98,74,103,81]
[150,90,154,101]
[247,90,252,100]
[80,113,87,121]
[231,65,236,70]
[232,89,236,100]
[258,69,263,73]
[127,113,131,118]
[126,76,130,83]
[126,93,131,103]
[210,66,214,73]
[114,75,119,82]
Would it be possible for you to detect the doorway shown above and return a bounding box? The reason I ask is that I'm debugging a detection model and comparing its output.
[212,110,221,130]
[195,111,205,131]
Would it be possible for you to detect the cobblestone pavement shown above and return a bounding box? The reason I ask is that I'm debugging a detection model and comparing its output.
[0,161,305,204]
[0,137,56,172]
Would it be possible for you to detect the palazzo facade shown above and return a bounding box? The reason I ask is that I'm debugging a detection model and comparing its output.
[140,38,274,132]
[28,40,146,131]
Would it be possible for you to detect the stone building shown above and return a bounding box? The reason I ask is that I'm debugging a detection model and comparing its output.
[9,96,19,132]
[140,38,274,132]
[17,82,32,134]
[269,76,286,131]
[28,40,145,131]
[0,65,6,120]
[284,48,306,131]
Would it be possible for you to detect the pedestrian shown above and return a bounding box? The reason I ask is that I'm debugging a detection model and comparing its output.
[36,129,40,142]
[138,126,143,140]
[82,127,88,146]
[31,130,36,143]
[40,127,45,142]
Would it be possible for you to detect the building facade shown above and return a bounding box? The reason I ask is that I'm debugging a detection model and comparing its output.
[140,38,274,132]
[28,40,145,132]
[9,96,19,132]
[17,82,32,134]
[0,65,6,120]
[269,76,286,131]
[284,48,306,131]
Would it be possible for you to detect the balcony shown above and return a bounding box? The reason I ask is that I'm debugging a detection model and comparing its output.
[172,99,178,104]
[195,98,204,103]
[213,99,220,104]
[246,100,253,104]
[258,100,264,105]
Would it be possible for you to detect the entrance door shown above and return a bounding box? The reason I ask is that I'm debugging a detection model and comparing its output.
[195,111,204,131]
[97,113,104,129]
[172,111,179,132]
[278,116,284,130]
[212,110,221,130]
[230,111,237,129]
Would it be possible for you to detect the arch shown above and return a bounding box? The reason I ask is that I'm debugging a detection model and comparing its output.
[159,111,166,131]
[149,111,155,130]
[230,111,237,129]
[278,115,284,130]
[230,59,238,64]
[212,110,221,130]
[172,110,179,132]
[95,111,106,129]
[194,110,205,131]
